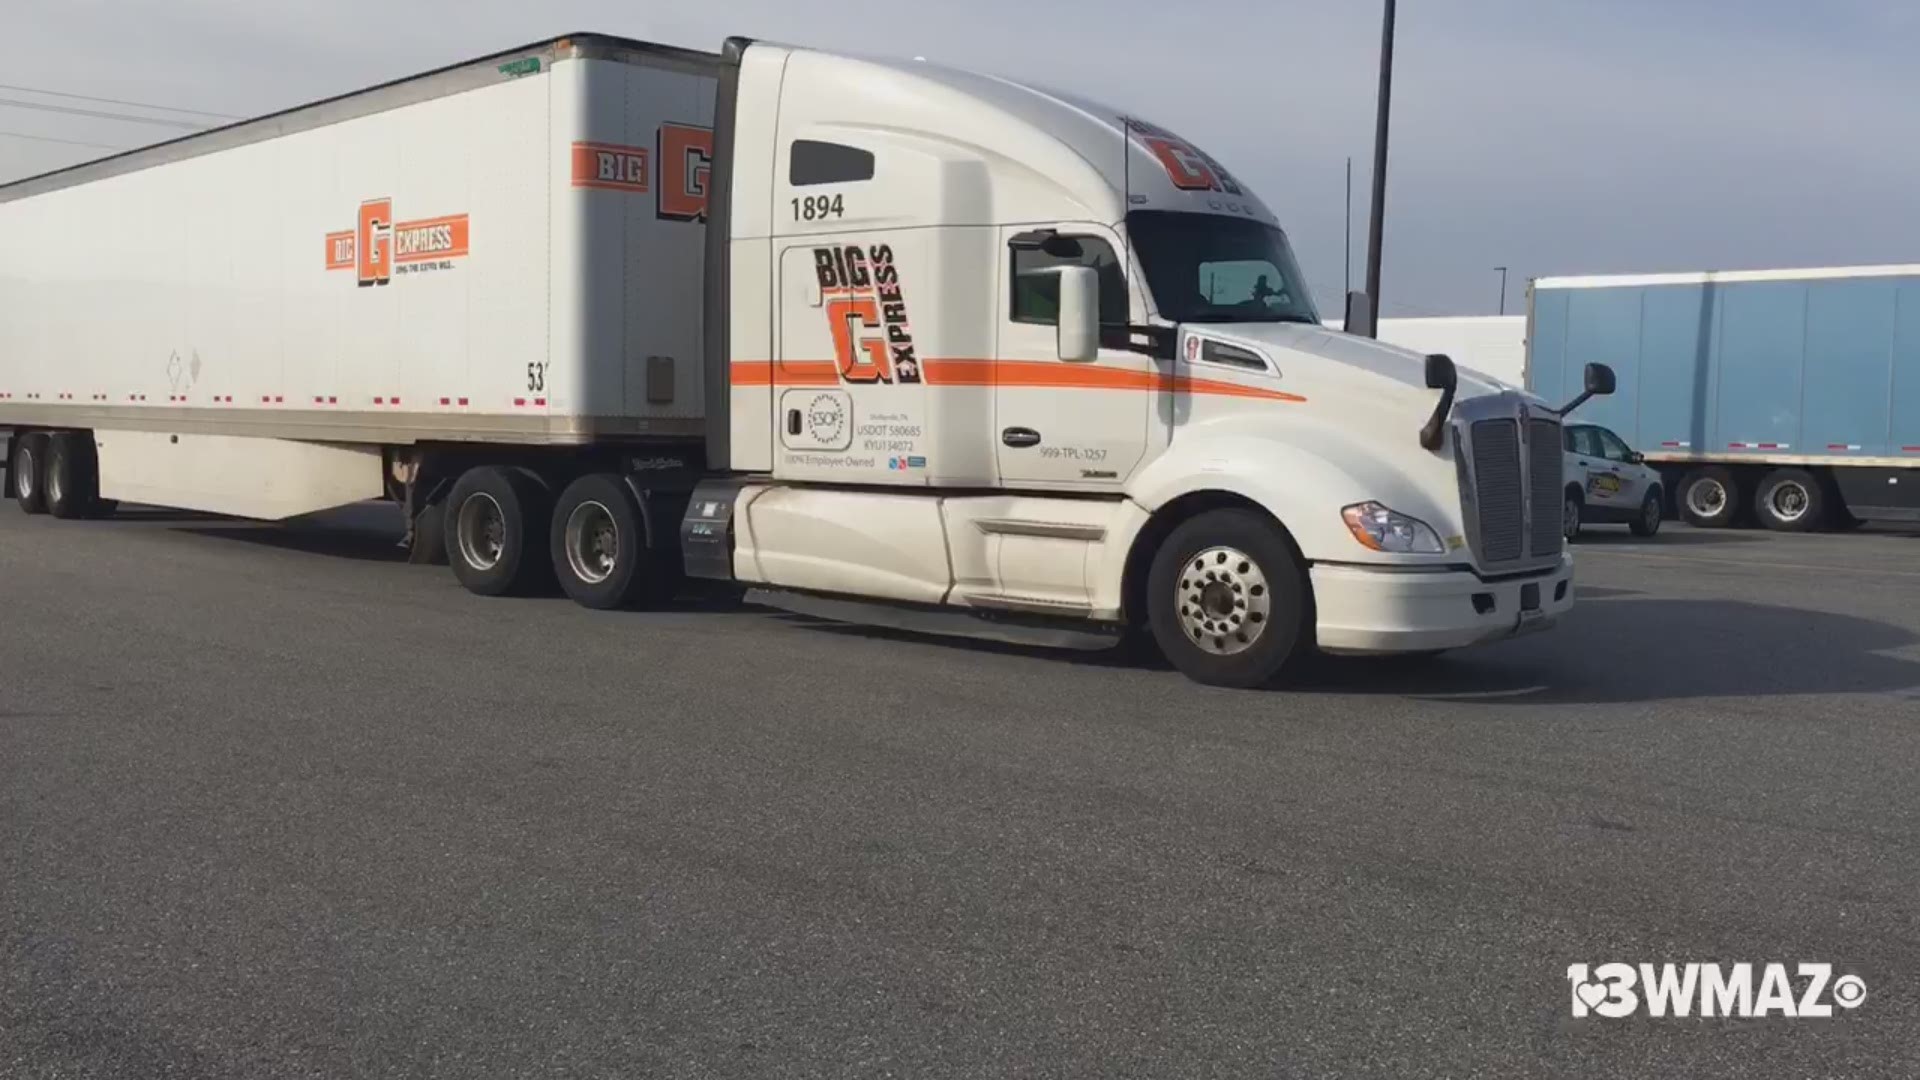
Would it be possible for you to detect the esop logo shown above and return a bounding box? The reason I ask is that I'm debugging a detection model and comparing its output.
[813,244,921,385]
[1124,116,1244,195]
[325,199,470,286]
[569,122,714,221]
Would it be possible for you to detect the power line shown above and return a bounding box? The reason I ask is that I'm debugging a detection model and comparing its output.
[0,129,126,150]
[0,81,237,120]
[0,96,206,129]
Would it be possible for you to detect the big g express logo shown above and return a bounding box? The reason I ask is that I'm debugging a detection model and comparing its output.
[812,244,921,385]
[325,199,471,285]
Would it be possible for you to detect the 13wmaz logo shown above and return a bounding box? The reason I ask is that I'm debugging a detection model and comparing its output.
[1567,963,1866,1019]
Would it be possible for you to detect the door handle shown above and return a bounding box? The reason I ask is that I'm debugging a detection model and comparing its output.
[786,408,802,436]
[1002,426,1041,448]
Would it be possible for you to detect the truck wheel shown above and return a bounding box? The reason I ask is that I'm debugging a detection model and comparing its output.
[10,432,49,515]
[44,433,97,520]
[444,466,551,596]
[1679,467,1739,528]
[1147,509,1310,689]
[1755,468,1825,532]
[1562,486,1584,542]
[550,474,674,610]
[1629,487,1662,537]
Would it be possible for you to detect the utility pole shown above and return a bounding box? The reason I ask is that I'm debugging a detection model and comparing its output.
[1495,266,1508,315]
[1344,156,1353,299]
[1360,0,1396,337]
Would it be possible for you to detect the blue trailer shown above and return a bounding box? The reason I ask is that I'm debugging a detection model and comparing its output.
[1527,265,1920,530]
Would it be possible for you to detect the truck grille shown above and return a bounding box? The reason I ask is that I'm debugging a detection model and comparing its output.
[1528,419,1564,558]
[1458,401,1563,570]
[1470,419,1525,561]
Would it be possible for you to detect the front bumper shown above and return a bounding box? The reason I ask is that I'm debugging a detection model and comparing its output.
[1311,554,1574,655]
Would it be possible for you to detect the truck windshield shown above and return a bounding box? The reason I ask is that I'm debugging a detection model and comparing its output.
[1128,210,1320,325]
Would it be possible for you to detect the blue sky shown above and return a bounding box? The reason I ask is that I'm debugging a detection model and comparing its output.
[3,0,1913,315]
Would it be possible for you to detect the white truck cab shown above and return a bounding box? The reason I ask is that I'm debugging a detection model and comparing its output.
[1,33,1599,689]
[686,40,1588,685]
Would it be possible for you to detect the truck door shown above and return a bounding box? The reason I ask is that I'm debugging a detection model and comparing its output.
[994,226,1148,489]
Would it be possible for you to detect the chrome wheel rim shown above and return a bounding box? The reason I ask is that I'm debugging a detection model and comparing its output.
[1176,545,1271,656]
[1768,480,1809,523]
[1687,479,1727,518]
[455,492,506,571]
[564,500,620,585]
[16,447,34,500]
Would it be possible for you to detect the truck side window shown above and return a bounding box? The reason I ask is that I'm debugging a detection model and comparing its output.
[1010,237,1128,329]
[790,140,874,186]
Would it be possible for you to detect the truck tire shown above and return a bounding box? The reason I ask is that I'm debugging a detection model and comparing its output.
[1562,485,1584,542]
[1754,468,1825,532]
[549,473,675,610]
[1146,509,1310,689]
[1629,487,1663,537]
[1679,467,1739,528]
[44,432,97,519]
[444,465,552,596]
[10,432,49,515]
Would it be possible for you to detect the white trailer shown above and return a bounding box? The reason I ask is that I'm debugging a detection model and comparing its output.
[1,34,1600,687]
[1324,316,1527,387]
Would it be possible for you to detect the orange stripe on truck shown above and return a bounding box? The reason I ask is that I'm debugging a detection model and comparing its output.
[729,359,1304,402]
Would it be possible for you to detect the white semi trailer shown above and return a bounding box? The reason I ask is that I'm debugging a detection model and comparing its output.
[0,33,1601,687]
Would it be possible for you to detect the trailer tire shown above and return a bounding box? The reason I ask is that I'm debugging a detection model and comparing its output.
[44,433,97,520]
[1678,467,1739,528]
[1629,487,1663,537]
[549,474,673,610]
[1754,468,1825,532]
[444,466,551,596]
[10,432,49,515]
[1146,509,1310,689]
[1562,486,1584,542]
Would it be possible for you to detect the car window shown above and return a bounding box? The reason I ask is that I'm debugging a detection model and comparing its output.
[1597,429,1633,462]
[1568,427,1603,458]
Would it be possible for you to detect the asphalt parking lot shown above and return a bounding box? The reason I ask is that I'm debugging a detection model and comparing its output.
[4,504,1919,1078]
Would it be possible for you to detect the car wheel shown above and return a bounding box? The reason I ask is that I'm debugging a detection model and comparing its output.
[1629,488,1662,537]
[1147,509,1310,688]
[1679,467,1739,528]
[1562,487,1583,542]
[1754,468,1825,532]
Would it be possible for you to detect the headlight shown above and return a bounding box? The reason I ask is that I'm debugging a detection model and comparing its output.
[1341,501,1445,554]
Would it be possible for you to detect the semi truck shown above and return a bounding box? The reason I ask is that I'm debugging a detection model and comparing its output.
[1529,266,1920,531]
[0,32,1593,687]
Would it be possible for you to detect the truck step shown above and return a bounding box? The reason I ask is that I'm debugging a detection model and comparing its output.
[749,589,1123,652]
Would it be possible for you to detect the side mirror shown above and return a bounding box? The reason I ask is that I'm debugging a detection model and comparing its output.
[1056,265,1099,363]
[1556,362,1618,415]
[1343,289,1376,338]
[1418,353,1458,451]
[1586,362,1617,396]
[1629,451,1645,465]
